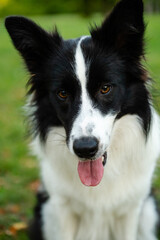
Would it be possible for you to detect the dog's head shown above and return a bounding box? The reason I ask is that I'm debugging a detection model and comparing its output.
[5,0,151,186]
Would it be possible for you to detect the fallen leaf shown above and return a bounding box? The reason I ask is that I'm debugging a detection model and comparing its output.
[8,222,28,236]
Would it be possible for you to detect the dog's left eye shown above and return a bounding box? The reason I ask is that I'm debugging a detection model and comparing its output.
[100,85,112,95]
[57,90,69,100]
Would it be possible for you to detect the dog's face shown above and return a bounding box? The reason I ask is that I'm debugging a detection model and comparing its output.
[5,0,151,186]
[48,36,125,161]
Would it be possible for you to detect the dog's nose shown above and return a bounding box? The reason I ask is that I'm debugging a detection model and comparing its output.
[73,137,99,158]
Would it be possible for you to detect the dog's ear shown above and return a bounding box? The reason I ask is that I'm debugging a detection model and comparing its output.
[91,0,145,58]
[5,16,62,73]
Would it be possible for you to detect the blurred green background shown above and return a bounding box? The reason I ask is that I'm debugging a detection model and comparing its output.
[0,0,160,16]
[0,0,160,239]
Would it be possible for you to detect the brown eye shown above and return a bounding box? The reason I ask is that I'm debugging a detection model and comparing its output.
[100,85,112,94]
[57,90,68,100]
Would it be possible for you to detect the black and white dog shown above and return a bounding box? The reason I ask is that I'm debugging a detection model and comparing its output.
[5,0,160,239]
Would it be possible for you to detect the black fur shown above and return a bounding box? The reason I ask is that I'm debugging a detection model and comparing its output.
[91,0,145,58]
[5,0,151,142]
[5,0,151,143]
[28,191,49,240]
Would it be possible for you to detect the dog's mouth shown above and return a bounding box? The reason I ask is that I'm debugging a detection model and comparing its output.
[77,152,107,187]
[102,152,107,166]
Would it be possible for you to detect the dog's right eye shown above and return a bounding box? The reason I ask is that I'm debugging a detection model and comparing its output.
[57,90,69,100]
[100,85,112,95]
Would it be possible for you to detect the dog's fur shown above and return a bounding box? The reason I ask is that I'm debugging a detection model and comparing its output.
[5,0,160,239]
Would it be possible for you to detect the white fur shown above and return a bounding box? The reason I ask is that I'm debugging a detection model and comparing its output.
[138,197,159,240]
[29,39,160,240]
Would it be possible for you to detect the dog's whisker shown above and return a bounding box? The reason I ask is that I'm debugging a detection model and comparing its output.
[53,132,66,139]
[48,140,65,143]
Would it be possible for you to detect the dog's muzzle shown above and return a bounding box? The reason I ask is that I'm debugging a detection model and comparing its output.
[73,137,107,187]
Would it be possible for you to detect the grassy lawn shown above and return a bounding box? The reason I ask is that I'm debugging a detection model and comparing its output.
[0,14,160,239]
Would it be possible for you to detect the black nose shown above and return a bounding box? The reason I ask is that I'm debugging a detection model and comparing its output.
[73,137,99,158]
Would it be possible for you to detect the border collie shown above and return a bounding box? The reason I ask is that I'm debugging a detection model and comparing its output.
[5,0,160,239]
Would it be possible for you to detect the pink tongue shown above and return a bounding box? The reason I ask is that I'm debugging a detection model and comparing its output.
[78,158,104,187]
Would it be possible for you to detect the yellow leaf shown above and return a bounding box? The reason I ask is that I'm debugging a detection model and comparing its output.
[8,222,28,236]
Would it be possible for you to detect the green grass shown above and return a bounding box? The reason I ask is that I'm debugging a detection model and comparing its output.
[0,14,160,239]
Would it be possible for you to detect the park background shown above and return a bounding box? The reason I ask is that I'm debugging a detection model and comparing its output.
[0,0,160,239]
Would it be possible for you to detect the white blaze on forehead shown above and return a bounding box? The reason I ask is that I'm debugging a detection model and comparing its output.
[75,36,88,90]
[74,36,93,136]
